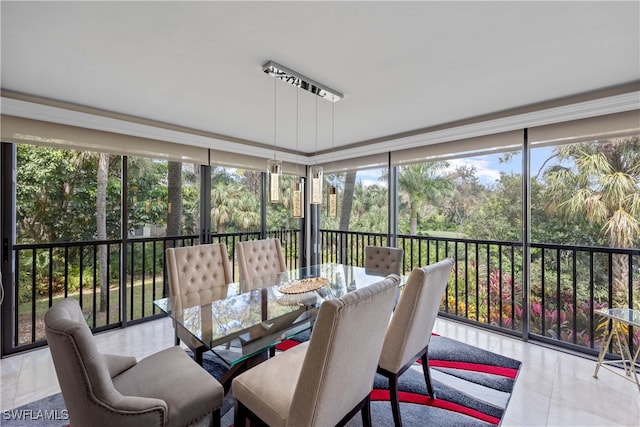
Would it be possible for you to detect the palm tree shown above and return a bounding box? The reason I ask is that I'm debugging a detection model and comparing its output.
[211,181,239,233]
[234,193,261,233]
[96,153,109,312]
[542,136,640,294]
[398,162,453,235]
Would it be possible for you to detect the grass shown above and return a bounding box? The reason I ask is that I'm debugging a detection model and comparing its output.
[16,276,166,346]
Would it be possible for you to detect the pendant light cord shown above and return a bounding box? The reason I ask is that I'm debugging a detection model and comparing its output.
[332,102,335,170]
[296,86,299,175]
[273,76,277,160]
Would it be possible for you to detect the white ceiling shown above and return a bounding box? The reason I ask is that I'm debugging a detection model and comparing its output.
[1,1,639,160]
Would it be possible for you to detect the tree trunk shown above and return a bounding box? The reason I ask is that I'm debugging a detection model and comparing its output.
[165,162,182,298]
[410,203,418,235]
[611,253,630,302]
[339,171,357,264]
[97,153,109,312]
[167,162,182,237]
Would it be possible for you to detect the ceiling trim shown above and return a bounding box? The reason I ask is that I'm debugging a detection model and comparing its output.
[310,91,640,164]
[2,90,638,166]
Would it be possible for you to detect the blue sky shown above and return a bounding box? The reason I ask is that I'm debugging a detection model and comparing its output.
[356,146,556,187]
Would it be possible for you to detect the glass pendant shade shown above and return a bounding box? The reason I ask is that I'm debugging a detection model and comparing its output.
[328,185,337,217]
[268,159,282,203]
[292,177,305,218]
[310,165,323,205]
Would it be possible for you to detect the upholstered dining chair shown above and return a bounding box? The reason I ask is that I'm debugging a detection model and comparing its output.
[364,245,404,276]
[236,238,287,292]
[377,258,455,427]
[45,298,224,427]
[165,243,233,364]
[232,275,401,427]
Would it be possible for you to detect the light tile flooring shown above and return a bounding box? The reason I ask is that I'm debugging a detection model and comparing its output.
[1,317,639,426]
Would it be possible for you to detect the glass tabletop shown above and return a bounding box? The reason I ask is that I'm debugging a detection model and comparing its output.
[597,308,640,328]
[154,263,400,366]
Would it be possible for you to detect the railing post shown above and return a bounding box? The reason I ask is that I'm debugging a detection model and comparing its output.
[200,164,212,244]
[521,128,530,342]
[120,156,129,327]
[260,172,267,240]
[388,153,398,248]
[1,142,17,357]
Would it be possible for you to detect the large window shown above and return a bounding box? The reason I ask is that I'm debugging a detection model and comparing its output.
[529,134,640,347]
[321,167,388,233]
[395,148,524,332]
[319,167,388,265]
[127,157,201,321]
[14,145,122,342]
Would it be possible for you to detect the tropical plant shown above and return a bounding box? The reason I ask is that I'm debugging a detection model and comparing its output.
[541,137,640,301]
[398,162,453,235]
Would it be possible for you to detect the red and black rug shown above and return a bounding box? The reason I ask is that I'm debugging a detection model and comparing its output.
[4,334,520,426]
[279,333,521,426]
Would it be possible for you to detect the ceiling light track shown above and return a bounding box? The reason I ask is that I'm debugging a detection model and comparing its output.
[262,60,343,103]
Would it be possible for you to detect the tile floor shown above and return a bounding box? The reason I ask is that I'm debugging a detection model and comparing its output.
[1,317,639,426]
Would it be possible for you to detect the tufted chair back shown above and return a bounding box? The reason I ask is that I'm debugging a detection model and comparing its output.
[377,258,455,426]
[165,243,233,363]
[236,238,287,292]
[232,275,400,427]
[166,243,232,302]
[364,245,404,276]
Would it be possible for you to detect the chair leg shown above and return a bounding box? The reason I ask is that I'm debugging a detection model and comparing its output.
[389,374,402,427]
[361,395,372,427]
[211,408,221,427]
[234,401,247,427]
[421,351,435,398]
[195,347,205,365]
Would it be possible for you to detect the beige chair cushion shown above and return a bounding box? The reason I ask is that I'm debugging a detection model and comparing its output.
[379,258,455,373]
[236,238,287,291]
[113,346,224,427]
[364,245,404,276]
[233,274,400,427]
[45,298,223,427]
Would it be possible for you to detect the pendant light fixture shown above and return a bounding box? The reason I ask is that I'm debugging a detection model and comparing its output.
[292,86,304,218]
[327,102,338,217]
[268,76,282,203]
[309,96,323,205]
[261,60,343,208]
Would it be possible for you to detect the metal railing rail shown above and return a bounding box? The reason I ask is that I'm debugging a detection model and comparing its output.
[320,230,639,358]
[7,229,300,354]
[7,228,638,361]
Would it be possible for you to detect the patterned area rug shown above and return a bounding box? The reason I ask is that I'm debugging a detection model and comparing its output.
[3,335,520,426]
[281,333,521,426]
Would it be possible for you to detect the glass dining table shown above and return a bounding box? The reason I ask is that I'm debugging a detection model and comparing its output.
[153,263,401,390]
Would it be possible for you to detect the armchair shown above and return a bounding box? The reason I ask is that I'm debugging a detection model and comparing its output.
[45,298,224,427]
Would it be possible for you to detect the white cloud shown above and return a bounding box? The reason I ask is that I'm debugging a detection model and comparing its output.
[359,178,387,188]
[445,157,501,184]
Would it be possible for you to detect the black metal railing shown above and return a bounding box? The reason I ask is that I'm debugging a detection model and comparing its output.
[8,227,638,360]
[8,229,300,354]
[319,230,640,358]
